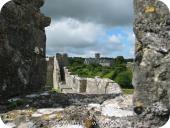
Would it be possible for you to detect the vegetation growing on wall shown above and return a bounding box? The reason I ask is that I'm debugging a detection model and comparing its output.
[68,56,133,89]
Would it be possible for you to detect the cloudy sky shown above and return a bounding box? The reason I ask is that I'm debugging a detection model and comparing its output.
[0,0,135,58]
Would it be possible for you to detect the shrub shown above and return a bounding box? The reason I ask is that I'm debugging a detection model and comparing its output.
[115,70,133,88]
[68,57,133,89]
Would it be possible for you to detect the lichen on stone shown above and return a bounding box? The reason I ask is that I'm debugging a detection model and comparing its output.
[145,5,156,13]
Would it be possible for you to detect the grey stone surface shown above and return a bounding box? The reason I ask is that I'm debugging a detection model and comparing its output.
[1,93,168,128]
[53,56,61,89]
[64,68,122,94]
[45,57,54,90]
[0,0,51,98]
[56,53,69,81]
[133,0,170,126]
[86,77,122,94]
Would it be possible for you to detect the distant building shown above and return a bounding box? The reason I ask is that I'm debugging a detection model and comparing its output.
[84,53,114,67]
[95,53,100,59]
[126,62,134,69]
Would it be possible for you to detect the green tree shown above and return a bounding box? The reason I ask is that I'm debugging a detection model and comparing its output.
[115,70,133,89]
[115,56,125,65]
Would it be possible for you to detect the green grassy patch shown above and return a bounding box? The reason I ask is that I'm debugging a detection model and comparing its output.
[122,89,134,95]
[50,88,61,93]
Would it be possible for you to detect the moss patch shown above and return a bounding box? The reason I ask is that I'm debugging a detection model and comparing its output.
[122,89,134,95]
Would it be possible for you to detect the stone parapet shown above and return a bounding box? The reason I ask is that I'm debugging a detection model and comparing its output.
[64,67,122,94]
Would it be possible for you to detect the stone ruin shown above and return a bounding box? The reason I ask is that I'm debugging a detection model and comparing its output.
[45,56,61,90]
[0,0,170,127]
[0,0,51,98]
[64,67,122,94]
[45,57,54,90]
[45,55,122,95]
[133,0,170,112]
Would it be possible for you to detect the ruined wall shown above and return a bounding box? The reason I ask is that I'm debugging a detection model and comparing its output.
[53,56,61,89]
[0,0,51,98]
[45,57,54,90]
[56,53,69,81]
[133,0,170,115]
[64,68,122,94]
[86,78,122,94]
[45,56,61,90]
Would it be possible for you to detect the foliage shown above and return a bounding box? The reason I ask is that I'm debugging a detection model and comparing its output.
[122,89,134,95]
[115,70,133,88]
[68,57,85,65]
[51,88,61,93]
[8,99,27,108]
[115,56,125,65]
[68,57,133,89]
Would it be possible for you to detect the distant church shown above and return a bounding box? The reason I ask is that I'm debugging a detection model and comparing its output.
[84,53,114,67]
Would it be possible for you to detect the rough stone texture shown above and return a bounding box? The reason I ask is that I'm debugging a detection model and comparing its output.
[0,0,51,98]
[45,57,54,90]
[53,56,61,90]
[1,93,167,128]
[0,91,169,128]
[56,53,69,81]
[133,0,170,125]
[64,68,122,94]
[46,56,61,90]
[86,77,122,94]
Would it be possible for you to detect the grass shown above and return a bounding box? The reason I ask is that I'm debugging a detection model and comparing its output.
[122,88,134,95]
[50,88,61,93]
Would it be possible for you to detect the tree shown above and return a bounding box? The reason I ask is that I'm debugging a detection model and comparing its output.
[115,56,125,65]
[115,70,133,89]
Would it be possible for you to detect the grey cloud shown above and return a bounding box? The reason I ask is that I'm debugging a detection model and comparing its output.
[42,0,134,26]
[46,18,125,57]
[46,18,104,49]
[42,0,135,57]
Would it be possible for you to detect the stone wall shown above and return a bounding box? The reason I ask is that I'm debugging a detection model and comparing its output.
[45,56,61,90]
[133,0,170,117]
[0,0,51,98]
[53,56,61,89]
[64,68,122,94]
[45,57,54,90]
[56,53,69,81]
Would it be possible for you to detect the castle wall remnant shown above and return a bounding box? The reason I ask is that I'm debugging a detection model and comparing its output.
[46,56,61,90]
[133,0,170,122]
[0,0,51,98]
[56,53,69,81]
[64,68,122,94]
[53,56,61,89]
[45,57,54,90]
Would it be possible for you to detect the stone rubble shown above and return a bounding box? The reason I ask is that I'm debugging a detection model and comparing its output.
[0,92,168,128]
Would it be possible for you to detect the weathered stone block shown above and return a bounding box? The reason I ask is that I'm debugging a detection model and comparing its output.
[133,0,170,117]
[0,0,51,98]
[45,57,54,90]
